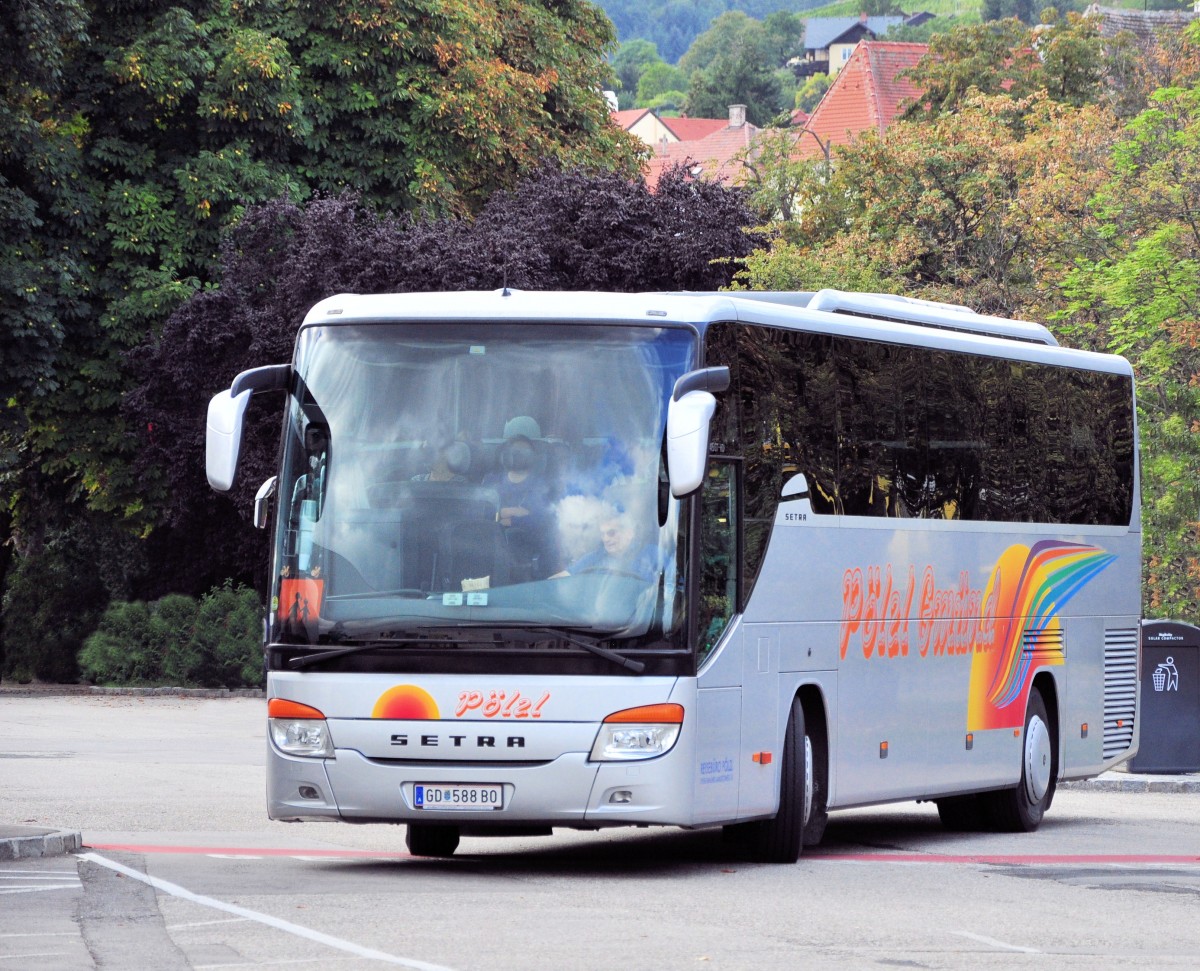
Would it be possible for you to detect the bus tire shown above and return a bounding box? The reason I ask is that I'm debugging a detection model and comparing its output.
[748,697,808,863]
[984,688,1056,833]
[406,823,460,857]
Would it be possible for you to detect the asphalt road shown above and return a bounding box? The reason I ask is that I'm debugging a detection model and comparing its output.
[2,693,1199,969]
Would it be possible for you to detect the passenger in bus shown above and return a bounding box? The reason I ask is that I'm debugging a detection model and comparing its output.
[552,507,658,582]
[483,417,551,527]
[411,439,470,483]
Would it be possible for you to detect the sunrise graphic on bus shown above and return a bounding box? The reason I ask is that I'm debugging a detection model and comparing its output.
[373,684,441,720]
[968,541,1116,731]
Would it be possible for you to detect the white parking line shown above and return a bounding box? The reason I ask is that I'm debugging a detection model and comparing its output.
[951,930,1041,954]
[79,853,459,971]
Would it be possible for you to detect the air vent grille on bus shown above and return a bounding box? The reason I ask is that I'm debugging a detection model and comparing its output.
[1021,628,1065,658]
[1103,628,1138,760]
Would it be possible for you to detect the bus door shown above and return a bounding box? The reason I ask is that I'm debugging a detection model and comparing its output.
[739,623,780,817]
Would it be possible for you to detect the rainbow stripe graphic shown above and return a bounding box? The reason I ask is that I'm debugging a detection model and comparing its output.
[968,541,1115,730]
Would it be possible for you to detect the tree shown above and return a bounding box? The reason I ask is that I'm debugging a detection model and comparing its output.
[1061,74,1200,616]
[737,92,1119,316]
[902,19,1042,118]
[687,58,787,126]
[637,62,689,108]
[123,168,760,594]
[612,38,664,109]
[2,0,645,678]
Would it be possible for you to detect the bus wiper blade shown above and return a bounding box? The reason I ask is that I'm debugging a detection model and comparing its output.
[527,627,646,674]
[287,631,491,669]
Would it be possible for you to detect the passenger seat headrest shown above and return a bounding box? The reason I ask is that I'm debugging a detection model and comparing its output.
[445,441,472,475]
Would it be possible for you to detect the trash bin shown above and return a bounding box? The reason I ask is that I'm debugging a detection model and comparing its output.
[1129,620,1200,773]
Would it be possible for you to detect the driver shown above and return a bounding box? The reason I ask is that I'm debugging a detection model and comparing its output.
[553,508,658,582]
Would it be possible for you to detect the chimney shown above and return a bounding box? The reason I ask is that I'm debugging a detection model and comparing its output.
[860,11,868,23]
[729,104,747,127]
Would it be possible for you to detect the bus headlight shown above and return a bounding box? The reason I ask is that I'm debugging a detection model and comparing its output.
[268,698,334,758]
[589,703,683,762]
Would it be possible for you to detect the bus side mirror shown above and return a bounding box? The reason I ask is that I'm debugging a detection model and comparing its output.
[205,364,292,492]
[667,390,716,497]
[254,476,278,529]
[206,388,252,492]
[666,366,729,498]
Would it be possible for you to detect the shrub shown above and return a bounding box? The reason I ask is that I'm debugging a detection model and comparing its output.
[193,583,264,688]
[79,583,264,688]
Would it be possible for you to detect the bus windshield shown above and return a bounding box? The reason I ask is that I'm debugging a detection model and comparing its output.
[271,322,695,650]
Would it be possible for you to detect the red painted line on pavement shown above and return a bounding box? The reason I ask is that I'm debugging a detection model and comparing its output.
[87,843,411,859]
[806,852,1200,865]
[86,843,1200,865]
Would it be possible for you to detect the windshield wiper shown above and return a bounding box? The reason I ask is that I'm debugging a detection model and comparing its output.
[287,631,492,669]
[286,625,646,674]
[526,627,645,674]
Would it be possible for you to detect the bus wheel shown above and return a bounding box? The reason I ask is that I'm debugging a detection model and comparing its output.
[802,725,829,847]
[748,697,808,863]
[984,688,1056,832]
[406,824,460,857]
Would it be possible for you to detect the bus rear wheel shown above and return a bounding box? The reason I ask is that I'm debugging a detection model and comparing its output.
[983,688,1056,832]
[406,823,460,857]
[747,697,809,863]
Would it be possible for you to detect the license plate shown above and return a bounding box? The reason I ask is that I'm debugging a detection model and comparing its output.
[413,783,504,811]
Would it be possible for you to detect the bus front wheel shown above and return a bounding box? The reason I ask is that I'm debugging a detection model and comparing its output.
[748,697,809,863]
[983,688,1056,832]
[406,823,460,858]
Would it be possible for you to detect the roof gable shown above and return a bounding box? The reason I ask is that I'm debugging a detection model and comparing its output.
[804,16,905,51]
[797,41,929,157]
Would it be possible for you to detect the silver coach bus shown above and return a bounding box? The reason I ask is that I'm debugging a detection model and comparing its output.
[206,289,1140,862]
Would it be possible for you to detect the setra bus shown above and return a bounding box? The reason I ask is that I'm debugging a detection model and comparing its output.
[206,288,1141,861]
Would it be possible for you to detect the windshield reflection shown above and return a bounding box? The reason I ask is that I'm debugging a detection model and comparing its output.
[271,323,694,648]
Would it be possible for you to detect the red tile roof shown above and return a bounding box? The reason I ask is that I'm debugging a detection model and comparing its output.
[662,116,729,141]
[643,120,761,190]
[611,108,653,131]
[795,41,929,159]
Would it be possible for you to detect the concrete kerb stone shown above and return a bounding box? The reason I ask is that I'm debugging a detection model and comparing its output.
[0,827,83,862]
[0,683,264,699]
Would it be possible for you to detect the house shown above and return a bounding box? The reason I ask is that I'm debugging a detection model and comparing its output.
[792,41,929,160]
[1084,3,1199,46]
[611,108,727,150]
[644,104,760,190]
[797,13,932,78]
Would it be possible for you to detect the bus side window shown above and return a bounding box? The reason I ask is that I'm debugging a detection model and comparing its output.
[698,460,739,663]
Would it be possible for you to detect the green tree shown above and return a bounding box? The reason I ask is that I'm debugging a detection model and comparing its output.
[902,19,1041,117]
[1062,77,1200,615]
[612,38,664,109]
[637,62,689,108]
[738,93,1119,317]
[2,0,645,679]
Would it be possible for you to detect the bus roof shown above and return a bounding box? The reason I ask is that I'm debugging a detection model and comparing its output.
[301,289,1130,376]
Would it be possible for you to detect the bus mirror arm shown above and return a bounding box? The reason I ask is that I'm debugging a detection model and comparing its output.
[672,366,730,401]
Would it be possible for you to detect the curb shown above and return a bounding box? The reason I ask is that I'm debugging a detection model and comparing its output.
[1062,776,1200,794]
[0,827,83,862]
[0,684,264,699]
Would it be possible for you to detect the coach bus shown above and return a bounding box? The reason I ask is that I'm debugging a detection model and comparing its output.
[206,289,1140,861]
